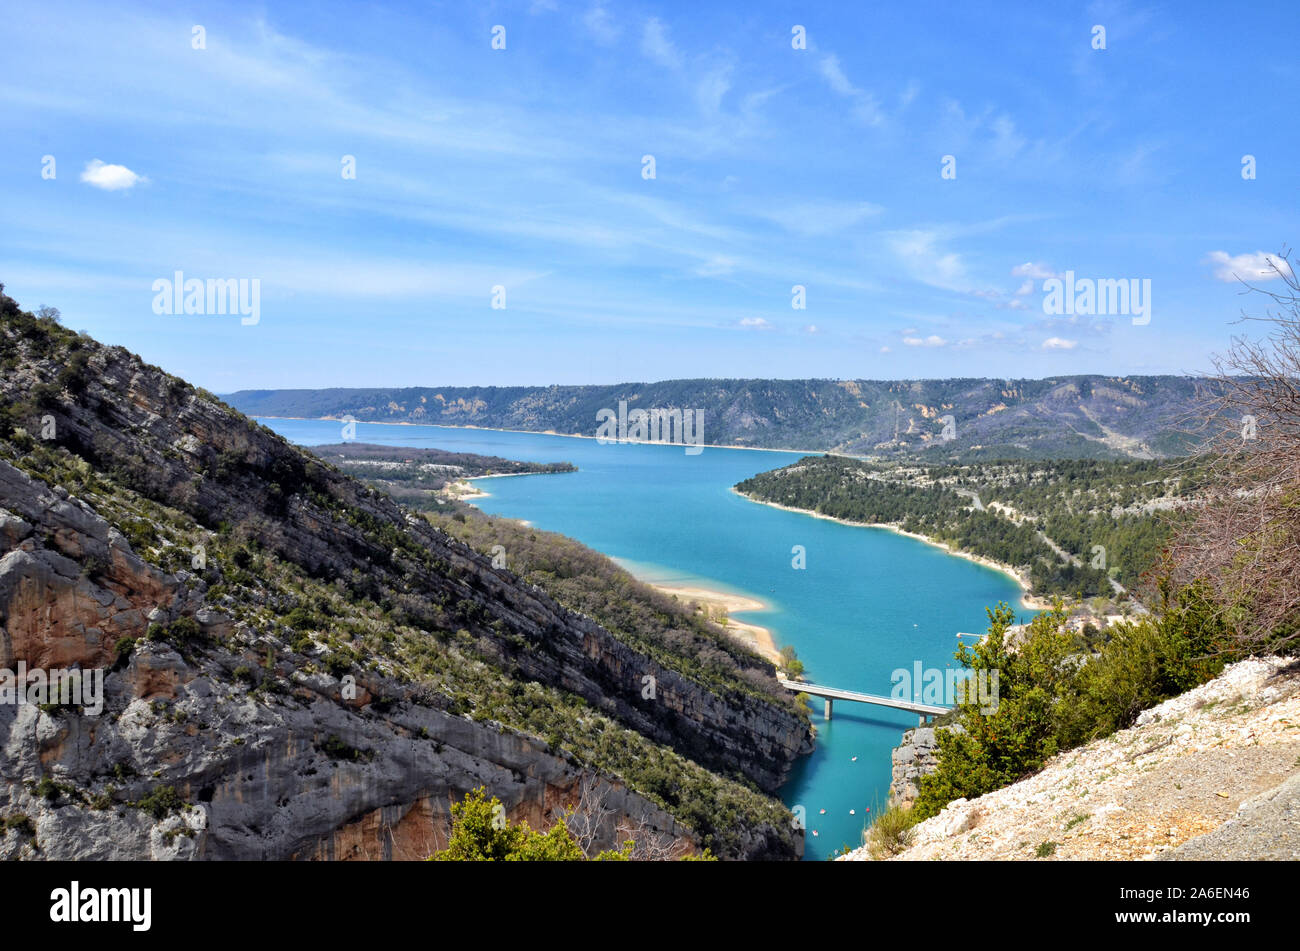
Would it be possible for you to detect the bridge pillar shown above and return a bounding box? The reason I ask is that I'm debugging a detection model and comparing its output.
[824,698,833,720]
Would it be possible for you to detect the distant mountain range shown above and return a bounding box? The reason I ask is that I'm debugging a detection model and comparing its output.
[226,376,1220,460]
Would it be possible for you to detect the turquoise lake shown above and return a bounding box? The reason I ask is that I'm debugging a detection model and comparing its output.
[261,417,1029,860]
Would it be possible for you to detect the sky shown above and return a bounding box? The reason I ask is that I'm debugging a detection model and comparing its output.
[3,0,1298,391]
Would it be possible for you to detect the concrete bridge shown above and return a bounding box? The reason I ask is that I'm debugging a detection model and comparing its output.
[778,679,950,725]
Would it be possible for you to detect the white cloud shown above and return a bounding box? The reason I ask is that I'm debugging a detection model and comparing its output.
[1015,279,1035,295]
[989,115,1026,160]
[1042,337,1077,350]
[1011,261,1057,280]
[80,159,145,190]
[818,54,883,126]
[642,17,681,68]
[879,345,891,353]
[738,316,772,330]
[819,54,858,96]
[584,5,620,44]
[753,200,882,237]
[695,65,732,114]
[803,324,819,334]
[889,230,966,290]
[903,334,947,348]
[1205,250,1294,282]
[693,254,740,277]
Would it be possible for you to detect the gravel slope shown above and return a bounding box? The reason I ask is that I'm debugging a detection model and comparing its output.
[840,657,1300,861]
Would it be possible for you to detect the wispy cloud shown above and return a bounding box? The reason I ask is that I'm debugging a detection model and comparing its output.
[642,17,682,68]
[818,53,883,125]
[1012,261,1058,280]
[583,5,620,44]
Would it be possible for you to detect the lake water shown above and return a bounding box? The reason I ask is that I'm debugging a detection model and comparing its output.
[261,417,1027,860]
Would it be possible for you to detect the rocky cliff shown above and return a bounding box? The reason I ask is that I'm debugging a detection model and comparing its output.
[0,295,810,860]
[842,657,1300,861]
[889,724,962,810]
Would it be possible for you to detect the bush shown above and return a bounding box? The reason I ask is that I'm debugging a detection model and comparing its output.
[913,603,1076,819]
[863,803,918,859]
[0,814,36,837]
[147,616,204,648]
[914,579,1237,820]
[321,734,366,761]
[134,785,182,819]
[431,787,596,861]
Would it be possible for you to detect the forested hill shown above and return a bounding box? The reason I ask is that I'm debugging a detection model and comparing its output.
[736,455,1213,600]
[225,376,1213,460]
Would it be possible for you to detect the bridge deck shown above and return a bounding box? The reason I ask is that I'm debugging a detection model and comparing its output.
[778,679,950,716]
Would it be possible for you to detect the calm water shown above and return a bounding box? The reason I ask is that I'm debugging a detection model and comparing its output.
[262,417,1027,860]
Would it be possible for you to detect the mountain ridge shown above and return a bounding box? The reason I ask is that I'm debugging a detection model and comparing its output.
[225,375,1218,460]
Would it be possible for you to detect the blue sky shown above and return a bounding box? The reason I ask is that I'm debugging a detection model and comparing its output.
[3,0,1297,391]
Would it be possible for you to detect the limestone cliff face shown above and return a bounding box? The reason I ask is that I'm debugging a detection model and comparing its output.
[0,311,810,860]
[889,724,962,809]
[43,344,808,791]
[0,455,692,860]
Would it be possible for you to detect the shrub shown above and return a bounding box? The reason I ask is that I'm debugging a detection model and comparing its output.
[148,616,204,649]
[113,637,137,664]
[863,803,919,859]
[915,579,1237,820]
[0,814,36,837]
[431,787,584,861]
[134,785,183,819]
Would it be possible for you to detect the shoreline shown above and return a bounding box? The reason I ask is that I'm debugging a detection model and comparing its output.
[647,582,783,665]
[448,490,781,663]
[731,488,1050,611]
[251,414,829,457]
[451,469,573,501]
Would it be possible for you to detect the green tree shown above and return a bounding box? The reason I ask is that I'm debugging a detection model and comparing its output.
[778,645,804,678]
[913,602,1076,819]
[432,787,638,861]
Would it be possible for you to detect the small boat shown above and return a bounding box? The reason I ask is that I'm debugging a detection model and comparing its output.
[812,830,819,836]
[851,755,858,762]
[849,809,856,815]
[819,808,826,814]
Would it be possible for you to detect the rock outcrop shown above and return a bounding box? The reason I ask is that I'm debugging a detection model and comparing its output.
[840,657,1300,861]
[889,724,962,809]
[0,301,810,860]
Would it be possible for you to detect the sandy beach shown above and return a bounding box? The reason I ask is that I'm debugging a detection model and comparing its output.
[731,488,1049,611]
[648,582,783,665]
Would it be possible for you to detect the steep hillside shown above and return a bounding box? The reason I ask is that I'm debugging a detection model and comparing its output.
[841,657,1300,861]
[0,292,810,860]
[226,376,1216,460]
